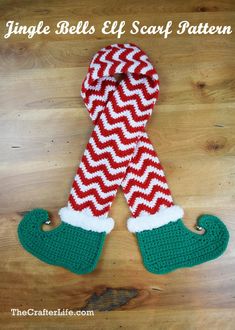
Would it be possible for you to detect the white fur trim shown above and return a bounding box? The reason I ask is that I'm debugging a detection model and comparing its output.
[127,205,184,233]
[59,207,114,234]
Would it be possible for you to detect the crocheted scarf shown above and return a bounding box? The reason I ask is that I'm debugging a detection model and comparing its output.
[59,43,183,233]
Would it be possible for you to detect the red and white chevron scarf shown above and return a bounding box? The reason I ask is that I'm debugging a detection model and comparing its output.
[59,43,183,234]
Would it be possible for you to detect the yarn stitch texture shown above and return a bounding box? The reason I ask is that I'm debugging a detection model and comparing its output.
[18,209,105,274]
[137,216,229,274]
[18,43,229,274]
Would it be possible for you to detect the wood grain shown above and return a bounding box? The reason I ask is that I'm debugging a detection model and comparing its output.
[0,0,234,329]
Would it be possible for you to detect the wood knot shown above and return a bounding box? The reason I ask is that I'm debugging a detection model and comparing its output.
[82,287,138,311]
[196,6,207,12]
[206,137,227,152]
[196,81,206,89]
[195,6,218,12]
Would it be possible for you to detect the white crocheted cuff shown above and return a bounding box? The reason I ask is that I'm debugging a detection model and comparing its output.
[59,207,115,234]
[127,205,184,233]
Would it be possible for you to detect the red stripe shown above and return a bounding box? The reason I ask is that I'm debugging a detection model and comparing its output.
[69,195,110,217]
[86,143,130,169]
[123,171,168,194]
[133,200,174,218]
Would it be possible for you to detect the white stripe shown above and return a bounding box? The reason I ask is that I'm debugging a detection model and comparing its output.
[126,74,158,94]
[139,55,155,74]
[80,162,123,186]
[113,48,126,72]
[74,175,116,198]
[82,77,89,90]
[71,188,111,211]
[84,149,126,174]
[126,48,141,71]
[87,76,115,91]
[90,62,102,80]
[89,137,133,162]
[131,192,173,213]
[99,49,114,76]
[100,108,147,129]
[90,105,103,121]
[121,80,157,101]
[115,84,155,107]
[128,153,160,171]
[122,165,165,187]
[94,125,136,151]
[86,85,116,109]
[125,178,169,200]
[123,44,139,50]
[107,100,152,119]
[98,114,143,139]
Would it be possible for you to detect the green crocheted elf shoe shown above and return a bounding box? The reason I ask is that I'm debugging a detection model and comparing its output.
[18,207,114,274]
[127,206,229,274]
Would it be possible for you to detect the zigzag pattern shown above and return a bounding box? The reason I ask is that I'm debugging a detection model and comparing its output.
[122,131,173,216]
[68,43,174,217]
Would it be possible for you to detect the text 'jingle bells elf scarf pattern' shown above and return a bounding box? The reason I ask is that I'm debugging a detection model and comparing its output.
[18,43,229,275]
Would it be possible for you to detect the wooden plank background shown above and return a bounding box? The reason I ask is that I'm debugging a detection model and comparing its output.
[0,0,234,329]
